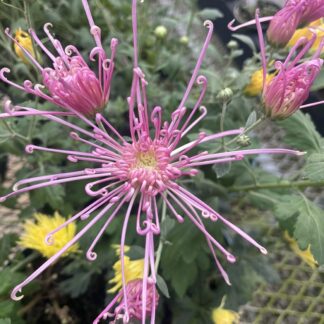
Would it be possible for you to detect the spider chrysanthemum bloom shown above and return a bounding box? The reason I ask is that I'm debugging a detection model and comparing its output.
[19,212,79,258]
[94,279,159,324]
[267,0,324,47]
[228,1,324,47]
[1,0,117,117]
[287,19,324,53]
[253,11,324,119]
[0,1,306,323]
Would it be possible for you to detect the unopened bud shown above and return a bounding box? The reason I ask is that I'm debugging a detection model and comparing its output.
[227,40,238,50]
[236,134,251,147]
[217,88,233,103]
[180,35,189,45]
[154,25,167,39]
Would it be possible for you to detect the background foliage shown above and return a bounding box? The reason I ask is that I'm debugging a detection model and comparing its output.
[0,0,324,323]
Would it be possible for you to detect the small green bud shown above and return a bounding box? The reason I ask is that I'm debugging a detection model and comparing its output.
[227,40,239,49]
[154,25,167,39]
[179,35,189,45]
[217,88,233,102]
[236,134,251,147]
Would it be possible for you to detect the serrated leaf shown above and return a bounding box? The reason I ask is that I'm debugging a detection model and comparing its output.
[245,111,257,129]
[213,162,231,179]
[275,195,324,264]
[277,111,322,152]
[156,275,170,298]
[304,153,324,180]
[232,34,256,53]
[197,8,223,20]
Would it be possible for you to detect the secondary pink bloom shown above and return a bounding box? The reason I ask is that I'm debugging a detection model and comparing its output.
[0,0,117,117]
[0,2,305,324]
[94,279,159,323]
[255,11,324,119]
[229,0,324,47]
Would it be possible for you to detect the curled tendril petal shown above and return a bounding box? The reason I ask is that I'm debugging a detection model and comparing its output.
[4,27,11,36]
[70,132,80,140]
[89,46,105,61]
[196,75,207,85]
[0,196,7,202]
[11,286,24,301]
[43,22,53,34]
[203,20,213,30]
[90,26,101,39]
[84,168,96,175]
[45,234,54,246]
[65,45,79,56]
[235,154,245,161]
[110,37,119,49]
[226,254,236,263]
[150,223,160,234]
[4,100,15,114]
[0,67,11,81]
[86,250,97,261]
[102,59,111,70]
[260,247,268,254]
[25,145,34,154]
[67,155,78,163]
[80,213,90,220]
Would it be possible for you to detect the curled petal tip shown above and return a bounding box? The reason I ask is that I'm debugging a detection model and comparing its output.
[204,20,213,29]
[11,287,24,301]
[86,250,97,261]
[43,23,53,32]
[227,254,236,263]
[297,151,307,156]
[260,247,268,255]
[45,234,54,246]
[227,19,236,31]
[25,145,34,154]
[197,75,207,84]
[0,196,6,203]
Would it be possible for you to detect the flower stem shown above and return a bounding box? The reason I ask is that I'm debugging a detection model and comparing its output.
[231,179,324,192]
[154,200,167,274]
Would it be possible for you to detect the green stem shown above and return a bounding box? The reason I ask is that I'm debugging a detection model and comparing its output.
[231,179,324,192]
[154,200,167,273]
[220,101,227,149]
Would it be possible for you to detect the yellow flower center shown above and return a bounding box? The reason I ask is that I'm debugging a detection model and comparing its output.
[135,150,157,169]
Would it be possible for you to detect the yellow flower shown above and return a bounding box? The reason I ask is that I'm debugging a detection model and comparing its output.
[244,69,274,97]
[108,245,144,293]
[287,19,324,53]
[19,212,79,258]
[212,297,239,324]
[14,28,36,64]
[284,231,318,269]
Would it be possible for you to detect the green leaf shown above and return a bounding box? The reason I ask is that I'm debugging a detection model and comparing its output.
[304,153,324,180]
[160,216,176,240]
[0,301,14,318]
[156,275,170,298]
[0,319,11,324]
[277,111,322,152]
[213,162,231,179]
[275,195,324,264]
[197,8,223,20]
[245,111,257,129]
[232,34,256,53]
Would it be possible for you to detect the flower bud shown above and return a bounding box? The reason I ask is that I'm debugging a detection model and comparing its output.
[227,40,238,50]
[217,88,233,103]
[236,134,251,147]
[180,35,189,45]
[154,25,167,39]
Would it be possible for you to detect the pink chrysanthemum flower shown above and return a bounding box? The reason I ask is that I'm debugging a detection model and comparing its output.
[0,2,305,323]
[254,11,324,119]
[0,0,117,117]
[229,0,324,47]
[94,279,159,323]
